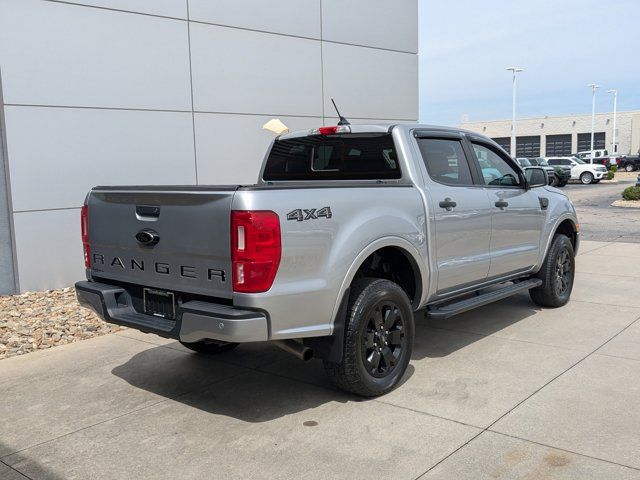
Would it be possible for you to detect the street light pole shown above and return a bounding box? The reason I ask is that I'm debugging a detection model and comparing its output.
[607,89,618,156]
[588,83,600,162]
[506,67,524,157]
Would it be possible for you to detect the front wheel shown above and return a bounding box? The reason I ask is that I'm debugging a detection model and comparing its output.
[625,164,635,172]
[180,340,239,354]
[580,172,594,184]
[530,234,575,308]
[324,278,414,397]
[548,174,559,187]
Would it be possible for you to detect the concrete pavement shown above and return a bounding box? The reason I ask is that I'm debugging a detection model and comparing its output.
[1,240,640,479]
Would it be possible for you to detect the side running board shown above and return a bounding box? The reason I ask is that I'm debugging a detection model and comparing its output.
[426,279,543,320]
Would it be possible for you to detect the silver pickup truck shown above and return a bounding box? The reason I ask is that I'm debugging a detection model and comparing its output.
[76,123,579,396]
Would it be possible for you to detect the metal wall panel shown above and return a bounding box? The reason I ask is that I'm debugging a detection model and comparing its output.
[190,23,323,116]
[322,42,418,120]
[188,0,320,38]
[0,89,17,294]
[322,0,418,53]
[12,209,85,292]
[0,0,192,110]
[4,106,196,212]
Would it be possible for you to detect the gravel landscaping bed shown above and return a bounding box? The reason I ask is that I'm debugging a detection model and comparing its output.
[612,199,640,208]
[1,287,122,360]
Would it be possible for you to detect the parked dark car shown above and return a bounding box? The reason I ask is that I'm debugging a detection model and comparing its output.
[527,157,571,187]
[618,155,640,172]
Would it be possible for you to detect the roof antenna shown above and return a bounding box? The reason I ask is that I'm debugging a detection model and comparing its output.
[331,98,350,126]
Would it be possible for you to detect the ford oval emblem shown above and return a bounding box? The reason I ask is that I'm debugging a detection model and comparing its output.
[135,229,160,247]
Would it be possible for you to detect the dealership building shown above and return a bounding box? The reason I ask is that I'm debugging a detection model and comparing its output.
[460,110,640,158]
[0,0,418,294]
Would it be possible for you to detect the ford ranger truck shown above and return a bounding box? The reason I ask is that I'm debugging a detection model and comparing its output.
[76,124,579,397]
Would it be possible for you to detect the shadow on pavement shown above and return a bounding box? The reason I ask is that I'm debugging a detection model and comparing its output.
[414,292,540,358]
[112,345,360,422]
[1,445,65,480]
[111,293,538,422]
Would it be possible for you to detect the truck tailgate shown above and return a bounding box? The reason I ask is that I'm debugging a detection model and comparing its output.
[86,186,238,299]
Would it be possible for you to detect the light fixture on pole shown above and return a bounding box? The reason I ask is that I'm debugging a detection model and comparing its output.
[588,83,600,161]
[506,67,524,157]
[607,89,618,157]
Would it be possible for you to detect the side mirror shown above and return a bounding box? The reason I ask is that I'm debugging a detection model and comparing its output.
[525,167,547,189]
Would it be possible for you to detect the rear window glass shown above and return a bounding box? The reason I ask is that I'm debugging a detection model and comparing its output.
[263,134,401,181]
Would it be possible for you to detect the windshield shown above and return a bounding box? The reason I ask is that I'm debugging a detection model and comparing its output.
[571,156,586,164]
[536,158,549,166]
[517,158,532,167]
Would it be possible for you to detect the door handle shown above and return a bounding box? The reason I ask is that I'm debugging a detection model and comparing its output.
[495,200,509,209]
[439,198,457,210]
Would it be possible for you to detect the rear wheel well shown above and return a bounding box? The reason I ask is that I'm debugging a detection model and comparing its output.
[352,247,421,307]
[555,219,577,249]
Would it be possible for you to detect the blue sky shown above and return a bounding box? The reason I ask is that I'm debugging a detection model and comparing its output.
[418,0,640,126]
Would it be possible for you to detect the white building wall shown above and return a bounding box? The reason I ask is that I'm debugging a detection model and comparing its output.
[0,0,418,293]
[460,111,640,157]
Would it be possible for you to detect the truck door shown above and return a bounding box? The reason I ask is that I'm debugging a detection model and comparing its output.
[415,133,492,293]
[468,140,543,278]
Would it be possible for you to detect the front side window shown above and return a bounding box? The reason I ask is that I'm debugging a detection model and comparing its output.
[417,138,473,186]
[472,143,521,187]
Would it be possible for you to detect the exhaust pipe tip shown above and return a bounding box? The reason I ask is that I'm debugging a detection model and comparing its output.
[274,339,313,361]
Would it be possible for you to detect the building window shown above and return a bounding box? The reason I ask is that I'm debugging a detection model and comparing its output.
[577,132,605,152]
[546,134,572,156]
[516,136,541,158]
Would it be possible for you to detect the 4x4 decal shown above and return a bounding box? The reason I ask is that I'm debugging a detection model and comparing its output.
[287,206,332,222]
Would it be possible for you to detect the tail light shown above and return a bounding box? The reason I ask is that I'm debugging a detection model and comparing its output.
[81,204,90,268]
[231,210,281,293]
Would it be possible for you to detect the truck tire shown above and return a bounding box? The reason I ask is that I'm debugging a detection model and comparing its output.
[179,340,239,354]
[323,278,414,397]
[548,174,559,187]
[580,172,594,184]
[625,164,635,172]
[529,234,575,308]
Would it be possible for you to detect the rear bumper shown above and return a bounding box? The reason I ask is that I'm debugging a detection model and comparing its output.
[75,281,268,343]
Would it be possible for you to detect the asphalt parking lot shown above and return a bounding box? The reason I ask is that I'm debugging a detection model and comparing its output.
[563,172,640,243]
[1,184,640,479]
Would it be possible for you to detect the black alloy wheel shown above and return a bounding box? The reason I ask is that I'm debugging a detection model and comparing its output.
[361,301,406,378]
[554,247,573,297]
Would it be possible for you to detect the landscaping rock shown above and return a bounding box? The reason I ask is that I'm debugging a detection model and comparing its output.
[0,287,123,360]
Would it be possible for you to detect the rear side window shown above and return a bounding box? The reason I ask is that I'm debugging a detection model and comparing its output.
[263,134,400,181]
[417,138,473,186]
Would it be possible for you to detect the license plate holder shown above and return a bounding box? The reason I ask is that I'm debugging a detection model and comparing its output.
[143,288,176,319]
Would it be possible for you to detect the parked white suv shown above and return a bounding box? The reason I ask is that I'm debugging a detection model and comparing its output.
[576,149,608,162]
[546,156,607,184]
